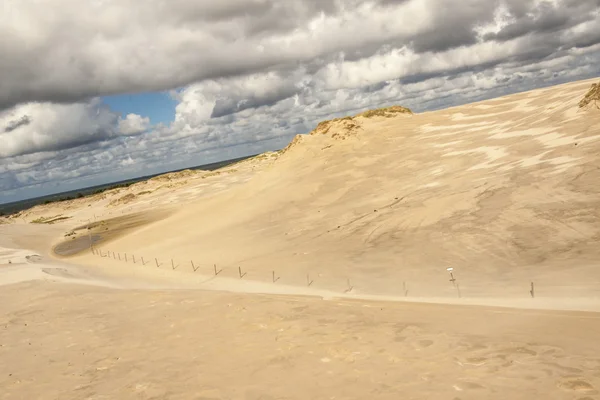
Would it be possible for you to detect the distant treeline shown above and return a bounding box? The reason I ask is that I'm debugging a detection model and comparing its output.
[0,154,258,217]
[42,181,138,204]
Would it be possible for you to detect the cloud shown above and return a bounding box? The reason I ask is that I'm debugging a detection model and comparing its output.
[3,114,31,132]
[118,113,150,136]
[3,0,597,110]
[0,99,118,158]
[1,0,600,202]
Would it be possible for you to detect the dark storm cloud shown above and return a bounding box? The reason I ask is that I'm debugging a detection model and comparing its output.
[486,6,570,42]
[4,0,595,111]
[4,115,31,132]
[360,81,390,93]
[485,0,600,42]
[0,0,492,110]
[572,25,600,49]
[210,84,300,118]
[411,27,479,53]
[399,60,504,85]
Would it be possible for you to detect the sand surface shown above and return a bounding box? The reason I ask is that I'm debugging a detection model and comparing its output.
[2,78,600,399]
[2,279,600,400]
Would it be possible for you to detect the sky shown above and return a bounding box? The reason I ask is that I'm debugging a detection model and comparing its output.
[1,0,600,204]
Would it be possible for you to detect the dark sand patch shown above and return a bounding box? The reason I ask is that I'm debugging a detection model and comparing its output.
[53,211,169,257]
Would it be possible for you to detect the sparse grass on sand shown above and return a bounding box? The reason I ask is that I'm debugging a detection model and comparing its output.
[30,215,71,224]
[579,81,600,109]
[108,193,137,207]
[358,105,413,118]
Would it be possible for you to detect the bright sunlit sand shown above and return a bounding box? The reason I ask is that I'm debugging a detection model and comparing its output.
[2,78,600,399]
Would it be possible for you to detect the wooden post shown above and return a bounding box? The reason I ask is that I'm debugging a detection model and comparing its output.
[133,254,136,264]
[125,253,127,262]
[142,256,145,265]
[118,253,121,261]
[307,274,313,287]
[214,264,221,276]
[155,258,159,268]
[171,259,177,270]
[456,283,461,298]
[344,278,353,293]
[403,281,408,297]
[238,266,246,279]
[88,219,92,252]
[530,282,535,298]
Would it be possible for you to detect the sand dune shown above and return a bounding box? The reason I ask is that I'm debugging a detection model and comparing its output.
[34,77,600,302]
[2,78,600,399]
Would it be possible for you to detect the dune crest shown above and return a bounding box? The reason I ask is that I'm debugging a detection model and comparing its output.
[4,78,600,303]
[579,81,600,109]
[280,105,413,154]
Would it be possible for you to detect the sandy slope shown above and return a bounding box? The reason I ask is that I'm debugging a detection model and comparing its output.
[29,77,600,302]
[2,78,600,399]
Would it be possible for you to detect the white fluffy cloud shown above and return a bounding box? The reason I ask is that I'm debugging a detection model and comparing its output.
[1,0,600,202]
[118,113,151,136]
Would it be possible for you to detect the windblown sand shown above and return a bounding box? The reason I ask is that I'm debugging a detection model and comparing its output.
[2,78,600,399]
[2,280,600,400]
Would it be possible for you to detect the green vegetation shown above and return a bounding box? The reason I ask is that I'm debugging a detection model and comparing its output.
[202,169,238,179]
[359,105,413,118]
[108,193,137,206]
[41,182,138,206]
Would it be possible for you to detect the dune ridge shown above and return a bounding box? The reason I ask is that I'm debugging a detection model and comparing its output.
[2,79,600,303]
[2,78,600,399]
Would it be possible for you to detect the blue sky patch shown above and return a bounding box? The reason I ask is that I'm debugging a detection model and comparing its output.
[101,91,177,125]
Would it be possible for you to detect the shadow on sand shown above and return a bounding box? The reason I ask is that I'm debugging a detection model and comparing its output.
[53,211,169,257]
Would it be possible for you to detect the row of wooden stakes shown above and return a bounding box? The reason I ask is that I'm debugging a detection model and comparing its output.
[91,246,324,287]
[91,247,537,298]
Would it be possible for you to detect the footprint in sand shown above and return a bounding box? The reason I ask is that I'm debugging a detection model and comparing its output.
[453,381,487,392]
[41,267,74,278]
[460,381,486,390]
[557,377,595,392]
